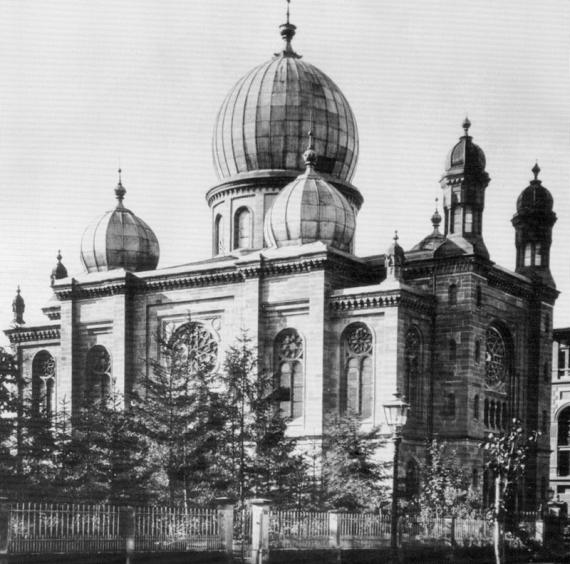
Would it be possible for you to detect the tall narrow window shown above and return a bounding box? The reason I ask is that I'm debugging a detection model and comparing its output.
[275,329,304,419]
[444,392,456,417]
[464,207,473,233]
[534,243,542,266]
[453,207,462,233]
[448,284,458,306]
[472,469,479,489]
[558,407,570,476]
[449,339,457,363]
[524,243,532,266]
[86,345,111,404]
[405,460,420,497]
[234,207,252,250]
[475,340,481,363]
[32,351,56,417]
[473,395,480,420]
[214,214,224,255]
[405,327,422,417]
[476,284,482,307]
[341,323,373,418]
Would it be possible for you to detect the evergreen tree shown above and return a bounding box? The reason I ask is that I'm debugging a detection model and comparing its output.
[129,322,224,507]
[216,332,306,506]
[321,411,390,511]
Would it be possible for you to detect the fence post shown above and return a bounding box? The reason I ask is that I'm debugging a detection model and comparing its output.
[0,499,9,564]
[250,499,271,564]
[216,497,234,553]
[328,511,342,549]
[120,506,136,564]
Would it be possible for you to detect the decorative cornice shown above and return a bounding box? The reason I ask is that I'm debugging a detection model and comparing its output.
[144,269,243,292]
[328,288,435,315]
[5,325,60,344]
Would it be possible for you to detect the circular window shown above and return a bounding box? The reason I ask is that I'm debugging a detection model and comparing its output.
[485,327,509,392]
[345,323,373,355]
[171,322,218,373]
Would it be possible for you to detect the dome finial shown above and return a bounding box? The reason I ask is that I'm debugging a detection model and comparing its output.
[532,162,540,181]
[394,229,399,242]
[431,197,442,230]
[51,249,68,285]
[278,0,299,57]
[463,116,471,136]
[115,167,126,205]
[303,129,318,169]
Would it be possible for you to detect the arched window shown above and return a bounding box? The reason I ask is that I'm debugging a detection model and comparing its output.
[86,345,111,404]
[448,284,458,306]
[32,351,55,417]
[233,207,252,250]
[405,460,420,498]
[485,325,511,395]
[404,327,422,417]
[484,399,489,426]
[341,323,373,418]
[524,243,532,266]
[473,395,480,420]
[558,407,570,476]
[275,329,304,419]
[475,340,481,363]
[534,243,542,266]
[449,339,456,363]
[444,392,455,417]
[214,214,224,255]
[170,322,219,375]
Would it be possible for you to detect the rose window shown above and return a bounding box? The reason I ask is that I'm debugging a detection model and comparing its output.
[171,322,218,373]
[346,323,373,355]
[485,327,508,392]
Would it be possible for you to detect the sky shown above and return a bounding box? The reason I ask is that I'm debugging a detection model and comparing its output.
[0,0,569,344]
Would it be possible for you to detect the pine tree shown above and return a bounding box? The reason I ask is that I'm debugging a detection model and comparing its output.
[321,411,390,511]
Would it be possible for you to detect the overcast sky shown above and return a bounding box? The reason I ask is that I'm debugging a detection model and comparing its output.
[0,0,569,343]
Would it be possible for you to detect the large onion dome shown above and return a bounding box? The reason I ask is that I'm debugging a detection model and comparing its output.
[80,171,160,273]
[444,117,487,177]
[212,20,358,183]
[264,134,356,251]
[516,163,554,214]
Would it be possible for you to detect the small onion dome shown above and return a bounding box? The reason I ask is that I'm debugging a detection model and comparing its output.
[80,170,160,273]
[264,133,356,251]
[51,250,68,284]
[213,18,358,183]
[411,201,446,252]
[516,163,554,214]
[444,117,487,175]
[12,286,25,325]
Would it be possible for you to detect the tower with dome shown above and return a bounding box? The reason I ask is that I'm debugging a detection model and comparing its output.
[4,11,558,510]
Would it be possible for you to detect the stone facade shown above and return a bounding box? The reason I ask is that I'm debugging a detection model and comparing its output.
[3,14,559,511]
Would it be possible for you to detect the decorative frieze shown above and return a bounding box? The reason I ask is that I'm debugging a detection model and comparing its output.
[6,325,60,344]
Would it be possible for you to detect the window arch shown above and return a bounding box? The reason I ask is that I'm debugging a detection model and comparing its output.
[449,339,457,363]
[557,406,570,476]
[405,459,420,498]
[233,207,252,250]
[86,345,111,403]
[214,214,224,255]
[485,325,512,394]
[404,327,422,417]
[275,329,304,419]
[473,395,480,420]
[32,351,55,416]
[341,323,373,418]
[448,284,458,305]
[170,322,219,374]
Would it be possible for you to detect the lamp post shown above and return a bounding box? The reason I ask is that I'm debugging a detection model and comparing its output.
[383,393,410,561]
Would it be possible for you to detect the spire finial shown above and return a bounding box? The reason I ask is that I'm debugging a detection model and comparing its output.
[532,162,540,181]
[278,0,299,57]
[115,167,126,205]
[57,249,62,261]
[394,230,399,242]
[431,198,442,229]
[462,116,471,136]
[303,129,317,168]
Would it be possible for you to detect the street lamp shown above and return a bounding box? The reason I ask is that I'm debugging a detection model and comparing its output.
[383,393,410,560]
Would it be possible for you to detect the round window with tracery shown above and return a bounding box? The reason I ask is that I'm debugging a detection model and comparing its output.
[171,322,218,373]
[485,327,509,392]
[345,323,373,355]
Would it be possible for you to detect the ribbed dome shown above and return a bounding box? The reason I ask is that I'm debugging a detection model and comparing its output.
[80,173,159,274]
[264,138,356,251]
[516,164,554,214]
[444,118,486,175]
[213,22,358,183]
